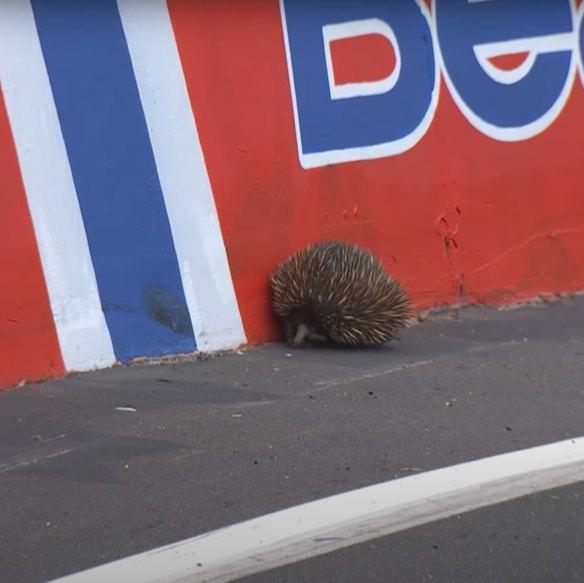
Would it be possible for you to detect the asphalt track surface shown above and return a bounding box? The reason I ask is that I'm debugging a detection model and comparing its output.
[1,298,583,583]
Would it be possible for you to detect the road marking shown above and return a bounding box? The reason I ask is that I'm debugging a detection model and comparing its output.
[308,339,533,393]
[0,448,75,474]
[313,358,436,390]
[47,437,584,583]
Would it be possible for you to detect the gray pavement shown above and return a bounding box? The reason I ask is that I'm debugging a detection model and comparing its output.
[1,298,583,583]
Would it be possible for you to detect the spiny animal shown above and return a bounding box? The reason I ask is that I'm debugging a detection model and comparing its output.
[269,240,411,347]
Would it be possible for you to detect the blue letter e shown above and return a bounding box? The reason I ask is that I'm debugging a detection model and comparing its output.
[435,0,574,141]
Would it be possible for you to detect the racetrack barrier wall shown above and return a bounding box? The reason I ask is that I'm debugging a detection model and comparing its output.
[1,0,584,389]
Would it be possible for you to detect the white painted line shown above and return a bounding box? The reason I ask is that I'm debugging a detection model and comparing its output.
[47,436,584,583]
[0,0,116,372]
[0,448,75,474]
[313,358,436,390]
[118,0,247,352]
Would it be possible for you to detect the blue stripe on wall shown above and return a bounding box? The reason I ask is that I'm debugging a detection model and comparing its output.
[31,0,197,362]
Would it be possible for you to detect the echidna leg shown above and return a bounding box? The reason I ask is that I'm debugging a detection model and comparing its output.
[291,323,310,347]
[283,317,295,344]
[307,330,328,343]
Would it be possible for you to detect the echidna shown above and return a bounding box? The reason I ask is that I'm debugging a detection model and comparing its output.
[269,240,410,347]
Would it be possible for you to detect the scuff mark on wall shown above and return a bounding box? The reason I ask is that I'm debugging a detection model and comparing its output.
[473,227,584,276]
[436,204,465,301]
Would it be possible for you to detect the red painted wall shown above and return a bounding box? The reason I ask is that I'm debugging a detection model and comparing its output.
[0,91,64,387]
[169,0,584,344]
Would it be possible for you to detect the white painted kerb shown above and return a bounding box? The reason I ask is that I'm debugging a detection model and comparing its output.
[47,436,584,583]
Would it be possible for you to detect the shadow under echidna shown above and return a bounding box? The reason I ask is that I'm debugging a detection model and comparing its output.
[269,240,411,348]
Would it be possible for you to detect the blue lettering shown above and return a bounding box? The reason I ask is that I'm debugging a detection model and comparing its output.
[435,0,574,139]
[281,0,437,167]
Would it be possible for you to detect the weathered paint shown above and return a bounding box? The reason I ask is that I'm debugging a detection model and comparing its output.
[1,0,584,388]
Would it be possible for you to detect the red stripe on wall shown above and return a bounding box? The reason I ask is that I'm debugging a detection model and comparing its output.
[0,88,64,388]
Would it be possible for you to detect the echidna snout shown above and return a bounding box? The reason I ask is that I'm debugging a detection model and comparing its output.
[270,240,411,347]
[281,308,329,348]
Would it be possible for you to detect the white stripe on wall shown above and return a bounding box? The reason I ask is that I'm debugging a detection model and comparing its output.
[118,0,247,352]
[0,0,116,372]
